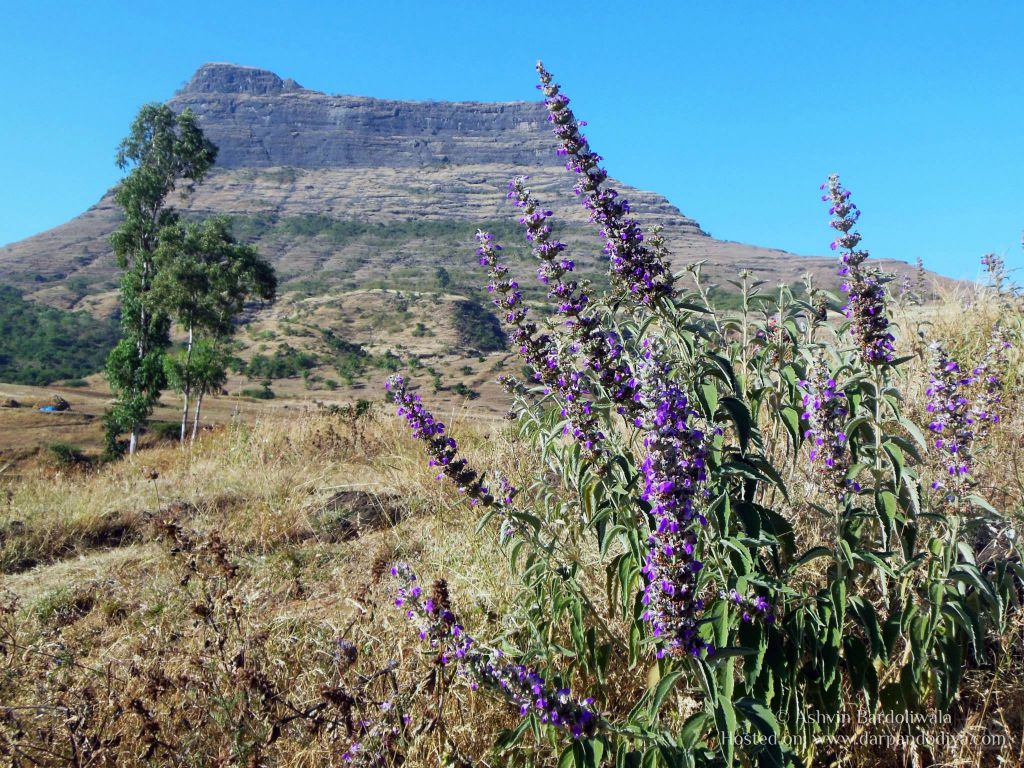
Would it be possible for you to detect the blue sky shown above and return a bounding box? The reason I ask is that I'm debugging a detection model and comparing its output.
[1,1,1021,279]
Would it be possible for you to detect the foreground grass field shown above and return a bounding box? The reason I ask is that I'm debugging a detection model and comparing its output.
[1,283,1022,767]
[0,405,523,765]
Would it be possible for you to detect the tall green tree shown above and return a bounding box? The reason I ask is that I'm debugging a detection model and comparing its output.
[105,104,216,456]
[154,216,276,443]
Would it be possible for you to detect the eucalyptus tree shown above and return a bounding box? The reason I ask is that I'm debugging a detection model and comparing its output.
[105,104,216,455]
[163,336,228,444]
[155,216,276,444]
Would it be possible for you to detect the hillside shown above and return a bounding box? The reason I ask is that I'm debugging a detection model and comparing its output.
[0,285,119,385]
[0,62,923,320]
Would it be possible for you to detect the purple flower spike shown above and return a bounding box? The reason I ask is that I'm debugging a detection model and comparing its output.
[926,331,1011,502]
[387,373,504,505]
[822,175,896,365]
[504,184,644,424]
[391,563,599,739]
[722,589,777,624]
[536,62,674,306]
[635,343,717,658]
[799,356,857,502]
[476,230,609,461]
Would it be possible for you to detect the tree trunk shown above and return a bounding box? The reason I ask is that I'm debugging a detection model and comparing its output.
[132,257,150,457]
[180,389,190,445]
[190,394,204,445]
[179,325,195,445]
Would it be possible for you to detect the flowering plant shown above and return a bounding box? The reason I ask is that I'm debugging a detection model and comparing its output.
[380,65,1023,768]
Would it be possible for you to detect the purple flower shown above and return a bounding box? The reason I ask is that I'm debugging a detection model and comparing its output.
[387,373,503,504]
[926,331,1011,501]
[821,175,895,365]
[799,356,856,501]
[475,230,609,460]
[391,563,473,662]
[535,62,674,305]
[504,183,644,422]
[391,563,598,738]
[635,342,717,658]
[722,589,777,624]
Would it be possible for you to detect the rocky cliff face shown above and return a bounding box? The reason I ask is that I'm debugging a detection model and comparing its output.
[0,63,918,316]
[171,63,561,169]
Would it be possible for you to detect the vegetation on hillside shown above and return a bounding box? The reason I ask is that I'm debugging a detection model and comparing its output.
[451,299,507,353]
[0,284,120,385]
[230,213,524,249]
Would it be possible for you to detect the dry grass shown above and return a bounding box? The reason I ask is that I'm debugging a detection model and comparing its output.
[0,405,529,766]
[0,291,1022,767]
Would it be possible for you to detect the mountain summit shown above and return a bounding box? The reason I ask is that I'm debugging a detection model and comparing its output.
[179,63,305,96]
[0,63,915,315]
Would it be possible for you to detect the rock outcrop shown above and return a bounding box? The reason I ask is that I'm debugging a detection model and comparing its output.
[172,63,560,170]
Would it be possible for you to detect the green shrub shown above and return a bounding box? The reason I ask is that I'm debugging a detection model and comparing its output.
[246,345,317,379]
[450,382,478,400]
[149,421,183,442]
[451,299,506,353]
[240,384,275,400]
[46,443,89,468]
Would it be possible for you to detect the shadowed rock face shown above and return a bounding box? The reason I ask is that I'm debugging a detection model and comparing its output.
[0,63,928,315]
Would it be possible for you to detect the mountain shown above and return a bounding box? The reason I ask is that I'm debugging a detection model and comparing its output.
[0,62,921,319]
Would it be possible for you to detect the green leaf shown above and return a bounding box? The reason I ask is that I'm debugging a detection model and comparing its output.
[681,711,713,747]
[708,646,758,663]
[734,500,762,539]
[844,635,869,694]
[715,694,738,765]
[494,716,532,750]
[875,490,898,543]
[882,441,905,484]
[942,599,977,647]
[734,696,780,735]
[701,381,720,421]
[719,396,753,453]
[779,405,801,450]
[844,415,874,441]
[650,670,685,716]
[848,596,883,657]
[789,546,834,573]
[967,494,1001,517]
[579,739,605,768]
[899,416,928,452]
[937,636,964,709]
[735,697,785,767]
[950,563,997,603]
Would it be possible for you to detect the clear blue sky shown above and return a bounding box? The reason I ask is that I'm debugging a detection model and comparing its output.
[2,1,1021,279]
